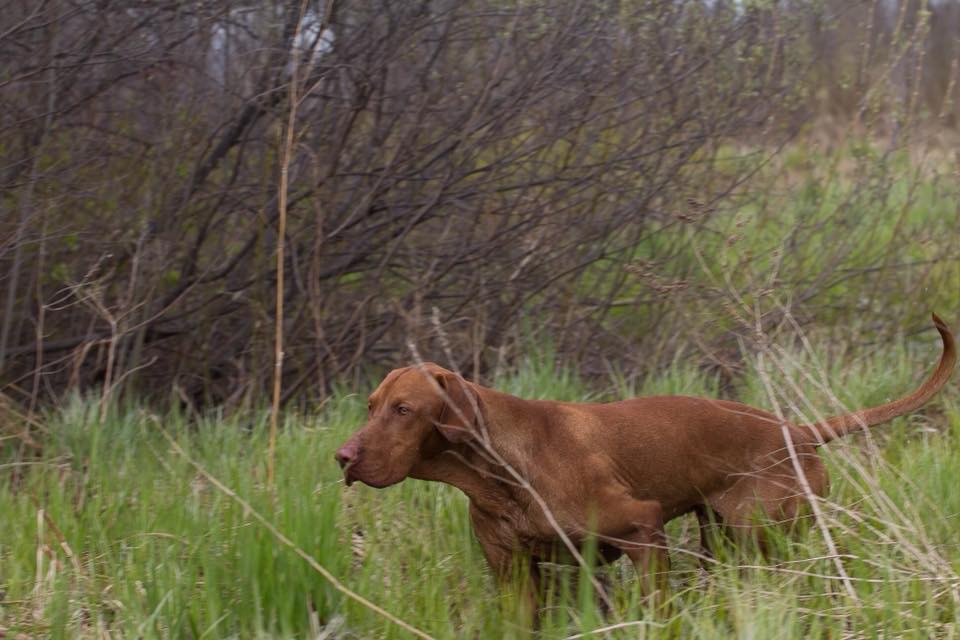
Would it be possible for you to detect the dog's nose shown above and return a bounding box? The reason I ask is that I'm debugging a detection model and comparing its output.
[334,443,357,469]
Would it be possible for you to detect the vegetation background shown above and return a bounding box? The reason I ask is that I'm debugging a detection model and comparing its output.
[1,0,959,637]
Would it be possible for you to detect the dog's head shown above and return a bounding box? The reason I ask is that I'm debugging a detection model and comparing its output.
[334,363,480,488]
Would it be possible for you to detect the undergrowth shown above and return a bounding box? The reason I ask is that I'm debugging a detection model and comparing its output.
[1,325,958,638]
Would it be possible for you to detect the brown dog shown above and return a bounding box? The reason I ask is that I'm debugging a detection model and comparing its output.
[335,314,955,603]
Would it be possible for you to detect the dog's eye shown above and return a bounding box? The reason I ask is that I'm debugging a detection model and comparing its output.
[396,405,410,416]
[367,401,373,413]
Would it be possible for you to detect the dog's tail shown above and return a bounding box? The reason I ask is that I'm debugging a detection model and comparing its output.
[801,313,955,444]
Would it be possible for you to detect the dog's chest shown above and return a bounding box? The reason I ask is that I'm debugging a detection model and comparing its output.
[490,505,621,564]
[472,487,591,549]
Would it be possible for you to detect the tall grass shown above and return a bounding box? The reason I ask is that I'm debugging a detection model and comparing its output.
[1,327,957,638]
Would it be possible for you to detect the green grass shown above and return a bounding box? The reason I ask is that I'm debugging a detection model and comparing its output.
[1,331,958,638]
[580,139,960,362]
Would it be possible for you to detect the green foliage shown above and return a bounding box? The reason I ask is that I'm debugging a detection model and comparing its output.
[1,334,958,637]
[583,137,960,381]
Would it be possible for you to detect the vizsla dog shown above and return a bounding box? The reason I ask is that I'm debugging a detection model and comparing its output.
[335,314,955,604]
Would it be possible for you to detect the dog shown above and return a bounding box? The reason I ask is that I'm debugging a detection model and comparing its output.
[335,314,954,606]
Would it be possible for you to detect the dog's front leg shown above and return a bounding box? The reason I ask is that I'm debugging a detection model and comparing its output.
[470,508,541,622]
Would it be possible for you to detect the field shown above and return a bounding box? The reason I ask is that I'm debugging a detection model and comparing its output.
[2,333,959,638]
[6,3,960,637]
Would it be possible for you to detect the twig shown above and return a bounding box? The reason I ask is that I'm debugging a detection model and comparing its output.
[269,0,310,488]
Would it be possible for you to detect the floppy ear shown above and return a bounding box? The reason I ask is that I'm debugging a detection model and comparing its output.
[434,372,479,443]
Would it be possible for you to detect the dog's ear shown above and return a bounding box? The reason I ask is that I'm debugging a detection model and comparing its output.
[433,371,479,443]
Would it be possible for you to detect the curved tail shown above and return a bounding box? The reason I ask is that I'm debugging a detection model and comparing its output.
[802,313,956,444]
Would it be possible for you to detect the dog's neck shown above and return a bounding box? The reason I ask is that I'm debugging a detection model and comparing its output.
[409,386,544,514]
[409,442,515,513]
